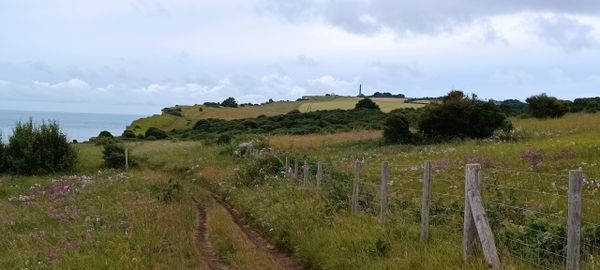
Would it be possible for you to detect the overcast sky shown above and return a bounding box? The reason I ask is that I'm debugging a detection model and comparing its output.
[1,0,600,114]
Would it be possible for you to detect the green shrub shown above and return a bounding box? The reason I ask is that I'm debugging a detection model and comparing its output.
[526,93,568,118]
[5,120,77,175]
[355,98,380,110]
[383,113,414,144]
[145,127,168,139]
[570,97,600,113]
[0,136,6,173]
[122,129,136,138]
[418,91,510,141]
[221,97,238,108]
[98,130,113,138]
[183,109,386,139]
[236,156,282,187]
[161,107,183,116]
[102,142,135,169]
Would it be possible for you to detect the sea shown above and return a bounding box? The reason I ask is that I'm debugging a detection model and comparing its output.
[0,110,143,142]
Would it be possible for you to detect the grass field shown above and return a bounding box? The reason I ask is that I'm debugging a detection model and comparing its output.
[3,112,600,269]
[297,97,420,113]
[129,97,424,136]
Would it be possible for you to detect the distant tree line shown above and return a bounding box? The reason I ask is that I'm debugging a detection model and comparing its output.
[371,92,405,98]
[172,106,386,141]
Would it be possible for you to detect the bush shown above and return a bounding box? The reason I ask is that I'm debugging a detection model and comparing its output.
[145,127,168,139]
[5,120,77,175]
[0,136,6,173]
[102,142,135,169]
[181,109,386,139]
[526,93,568,118]
[571,97,600,113]
[221,97,238,108]
[161,107,183,116]
[122,129,136,138]
[418,92,510,141]
[355,98,380,110]
[383,113,414,144]
[236,156,282,187]
[98,130,113,138]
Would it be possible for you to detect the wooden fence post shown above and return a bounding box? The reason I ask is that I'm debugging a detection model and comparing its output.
[316,162,322,188]
[303,160,309,186]
[285,157,289,177]
[294,160,299,179]
[464,164,480,260]
[567,169,583,270]
[379,161,390,223]
[351,160,361,214]
[125,148,129,171]
[420,161,432,243]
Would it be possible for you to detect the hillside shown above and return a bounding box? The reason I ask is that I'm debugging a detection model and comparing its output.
[128,96,423,135]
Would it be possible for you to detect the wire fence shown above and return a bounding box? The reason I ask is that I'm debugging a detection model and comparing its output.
[276,154,600,269]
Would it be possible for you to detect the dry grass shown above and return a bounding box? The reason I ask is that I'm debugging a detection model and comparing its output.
[298,97,422,113]
[269,130,383,152]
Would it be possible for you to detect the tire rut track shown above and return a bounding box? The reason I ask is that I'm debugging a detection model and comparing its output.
[210,194,305,270]
[192,197,229,270]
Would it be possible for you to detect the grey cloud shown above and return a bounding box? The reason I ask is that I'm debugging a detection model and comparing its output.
[531,15,597,51]
[261,0,600,35]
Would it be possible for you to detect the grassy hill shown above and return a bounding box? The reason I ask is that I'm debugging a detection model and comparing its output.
[128,97,423,135]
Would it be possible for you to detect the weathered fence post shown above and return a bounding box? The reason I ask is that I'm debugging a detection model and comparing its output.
[379,161,390,223]
[567,169,583,270]
[351,160,361,214]
[316,162,322,188]
[420,161,432,243]
[464,164,480,260]
[294,160,299,179]
[125,148,129,171]
[463,164,501,269]
[285,157,290,177]
[303,160,309,186]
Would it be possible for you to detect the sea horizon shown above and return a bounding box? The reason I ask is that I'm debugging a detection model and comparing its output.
[0,109,144,142]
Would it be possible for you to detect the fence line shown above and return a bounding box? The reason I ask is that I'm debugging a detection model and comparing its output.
[277,154,597,269]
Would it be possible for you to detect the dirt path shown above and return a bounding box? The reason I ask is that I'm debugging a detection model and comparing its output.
[192,197,229,270]
[210,194,305,270]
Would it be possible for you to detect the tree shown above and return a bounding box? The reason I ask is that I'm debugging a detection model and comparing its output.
[383,113,414,144]
[98,130,113,138]
[418,91,510,141]
[443,90,466,103]
[145,127,168,139]
[221,97,238,108]
[525,93,568,118]
[355,98,380,110]
[5,120,76,175]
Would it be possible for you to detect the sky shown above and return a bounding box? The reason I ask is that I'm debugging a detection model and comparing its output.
[1,0,600,115]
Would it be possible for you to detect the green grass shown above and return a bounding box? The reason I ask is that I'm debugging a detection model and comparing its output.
[3,112,600,269]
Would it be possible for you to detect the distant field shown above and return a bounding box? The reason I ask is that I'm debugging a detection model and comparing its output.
[129,97,425,135]
[298,97,421,112]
